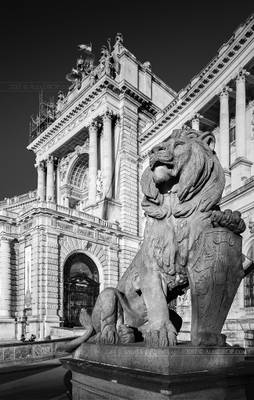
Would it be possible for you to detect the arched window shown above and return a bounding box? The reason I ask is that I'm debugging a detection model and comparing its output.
[63,253,100,327]
[69,154,88,189]
[244,244,254,307]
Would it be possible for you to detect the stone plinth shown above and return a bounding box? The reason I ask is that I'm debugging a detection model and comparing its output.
[61,343,246,400]
[73,342,244,375]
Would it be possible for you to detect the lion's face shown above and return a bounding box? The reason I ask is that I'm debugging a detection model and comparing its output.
[142,129,225,217]
[149,138,192,186]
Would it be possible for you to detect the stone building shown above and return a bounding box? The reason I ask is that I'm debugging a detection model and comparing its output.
[0,34,175,340]
[1,16,254,345]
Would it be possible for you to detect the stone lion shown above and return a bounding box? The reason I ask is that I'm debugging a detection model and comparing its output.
[64,128,245,351]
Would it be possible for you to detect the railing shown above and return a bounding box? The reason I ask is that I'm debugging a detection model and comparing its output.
[42,202,120,230]
[0,196,120,231]
[0,190,37,210]
[18,201,120,231]
[0,338,74,368]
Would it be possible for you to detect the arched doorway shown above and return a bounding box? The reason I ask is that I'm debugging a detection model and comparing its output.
[63,253,100,327]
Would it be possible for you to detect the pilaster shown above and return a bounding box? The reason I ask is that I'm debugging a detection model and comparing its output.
[46,156,55,202]
[235,69,249,158]
[118,97,139,236]
[219,86,231,171]
[114,116,121,199]
[88,121,98,205]
[219,86,231,191]
[37,161,46,201]
[231,69,252,189]
[102,111,113,199]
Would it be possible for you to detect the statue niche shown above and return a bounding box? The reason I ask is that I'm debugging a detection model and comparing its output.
[63,128,250,351]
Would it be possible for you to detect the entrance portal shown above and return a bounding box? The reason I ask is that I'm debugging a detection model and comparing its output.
[63,253,100,327]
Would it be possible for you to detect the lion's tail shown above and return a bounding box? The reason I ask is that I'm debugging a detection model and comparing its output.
[58,308,93,353]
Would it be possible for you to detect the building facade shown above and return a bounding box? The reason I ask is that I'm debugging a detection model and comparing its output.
[1,16,254,345]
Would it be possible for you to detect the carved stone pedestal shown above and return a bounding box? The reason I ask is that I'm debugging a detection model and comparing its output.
[61,343,245,400]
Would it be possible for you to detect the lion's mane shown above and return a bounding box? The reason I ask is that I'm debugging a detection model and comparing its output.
[141,129,225,219]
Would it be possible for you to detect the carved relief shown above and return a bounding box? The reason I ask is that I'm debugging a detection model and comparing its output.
[96,170,104,194]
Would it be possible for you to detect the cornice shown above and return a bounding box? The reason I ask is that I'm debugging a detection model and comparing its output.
[140,14,254,144]
[28,75,160,157]
[27,75,118,154]
[119,81,160,116]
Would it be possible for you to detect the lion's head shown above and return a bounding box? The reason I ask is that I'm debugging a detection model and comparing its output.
[141,128,225,217]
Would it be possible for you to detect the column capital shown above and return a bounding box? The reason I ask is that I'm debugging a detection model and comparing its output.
[103,109,114,121]
[47,155,54,164]
[35,160,46,169]
[39,160,46,169]
[89,120,98,131]
[236,68,250,83]
[115,115,121,126]
[191,113,202,122]
[0,235,12,243]
[220,85,232,98]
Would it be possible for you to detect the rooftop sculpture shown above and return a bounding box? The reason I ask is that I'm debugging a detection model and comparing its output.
[64,127,251,352]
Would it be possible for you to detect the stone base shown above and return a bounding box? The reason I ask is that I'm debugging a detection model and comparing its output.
[61,343,247,400]
[73,342,244,375]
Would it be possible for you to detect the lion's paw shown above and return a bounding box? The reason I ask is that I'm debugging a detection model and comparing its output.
[99,325,118,345]
[118,324,135,344]
[144,322,177,347]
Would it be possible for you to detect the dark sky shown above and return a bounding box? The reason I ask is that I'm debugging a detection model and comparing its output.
[0,1,253,199]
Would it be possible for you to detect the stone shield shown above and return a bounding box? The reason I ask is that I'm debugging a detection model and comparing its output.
[188,227,243,346]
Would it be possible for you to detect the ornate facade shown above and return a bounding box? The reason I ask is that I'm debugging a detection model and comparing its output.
[1,16,254,345]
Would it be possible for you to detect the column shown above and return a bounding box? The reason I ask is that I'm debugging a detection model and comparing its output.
[235,69,249,158]
[55,158,61,205]
[191,114,200,131]
[219,86,231,170]
[103,111,113,198]
[37,161,46,201]
[46,156,55,202]
[231,69,252,190]
[0,237,11,318]
[114,116,121,198]
[88,121,98,205]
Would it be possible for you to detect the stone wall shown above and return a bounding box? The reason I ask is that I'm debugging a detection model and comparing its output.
[0,338,72,368]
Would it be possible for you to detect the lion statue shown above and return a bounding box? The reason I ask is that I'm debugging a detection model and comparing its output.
[64,128,246,352]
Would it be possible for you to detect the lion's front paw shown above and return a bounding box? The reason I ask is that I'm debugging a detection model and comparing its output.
[99,325,118,344]
[118,324,135,344]
[144,322,177,347]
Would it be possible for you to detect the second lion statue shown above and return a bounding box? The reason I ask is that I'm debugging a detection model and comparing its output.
[64,128,246,351]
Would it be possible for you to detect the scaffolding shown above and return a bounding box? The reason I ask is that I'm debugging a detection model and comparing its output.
[29,91,56,142]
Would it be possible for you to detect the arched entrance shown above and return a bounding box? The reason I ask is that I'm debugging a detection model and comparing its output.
[63,253,100,327]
